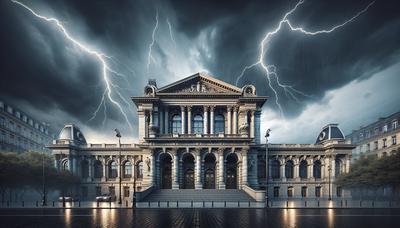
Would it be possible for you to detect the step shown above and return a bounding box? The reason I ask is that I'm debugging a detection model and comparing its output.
[141,189,255,202]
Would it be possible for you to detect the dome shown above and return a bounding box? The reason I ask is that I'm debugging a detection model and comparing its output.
[315,124,345,144]
[58,124,87,144]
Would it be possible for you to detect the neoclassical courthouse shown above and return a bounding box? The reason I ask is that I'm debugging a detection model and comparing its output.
[48,73,354,202]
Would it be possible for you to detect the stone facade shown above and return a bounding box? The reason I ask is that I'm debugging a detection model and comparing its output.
[48,72,354,201]
[0,100,54,154]
[346,111,400,160]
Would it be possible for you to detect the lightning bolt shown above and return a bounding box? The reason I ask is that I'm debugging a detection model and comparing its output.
[12,0,134,132]
[166,18,177,48]
[236,0,375,116]
[147,9,159,72]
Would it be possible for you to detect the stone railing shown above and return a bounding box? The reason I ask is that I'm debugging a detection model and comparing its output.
[242,185,266,202]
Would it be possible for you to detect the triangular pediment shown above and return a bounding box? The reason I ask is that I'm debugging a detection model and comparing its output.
[157,72,242,94]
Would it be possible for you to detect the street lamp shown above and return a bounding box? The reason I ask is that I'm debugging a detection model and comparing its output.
[41,147,47,206]
[115,129,122,205]
[328,161,332,201]
[265,129,271,208]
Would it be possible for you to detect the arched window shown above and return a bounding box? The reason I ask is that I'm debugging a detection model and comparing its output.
[313,160,321,179]
[123,161,132,178]
[271,160,280,179]
[93,160,103,178]
[108,161,118,178]
[61,159,69,171]
[171,115,181,134]
[299,160,308,179]
[335,159,342,176]
[214,115,225,134]
[136,161,143,179]
[285,160,294,179]
[81,160,89,178]
[192,115,203,134]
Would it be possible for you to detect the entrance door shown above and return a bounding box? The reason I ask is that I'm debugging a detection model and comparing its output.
[184,169,195,189]
[204,169,215,189]
[226,167,237,189]
[161,164,172,189]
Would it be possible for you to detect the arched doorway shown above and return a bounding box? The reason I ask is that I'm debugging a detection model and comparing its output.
[226,153,238,189]
[204,153,216,189]
[182,153,195,189]
[160,153,172,189]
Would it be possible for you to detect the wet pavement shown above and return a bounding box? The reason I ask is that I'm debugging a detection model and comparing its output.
[0,208,400,228]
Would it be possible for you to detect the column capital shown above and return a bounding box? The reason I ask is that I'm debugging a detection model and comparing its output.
[203,105,209,111]
[180,106,186,112]
[209,105,215,112]
[187,105,192,112]
[217,148,225,155]
[233,105,239,112]
[227,105,233,112]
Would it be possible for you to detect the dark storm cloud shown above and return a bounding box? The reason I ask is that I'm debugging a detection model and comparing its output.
[0,0,399,140]
[167,0,400,117]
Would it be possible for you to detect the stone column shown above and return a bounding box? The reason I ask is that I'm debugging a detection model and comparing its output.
[345,156,351,173]
[187,106,192,134]
[308,160,313,179]
[227,106,232,134]
[172,150,179,189]
[102,157,107,181]
[331,158,336,178]
[242,150,248,186]
[294,159,299,179]
[250,110,255,138]
[181,106,186,134]
[233,106,238,134]
[164,108,169,134]
[210,106,215,134]
[218,150,226,189]
[195,149,202,189]
[280,161,286,181]
[203,106,208,134]
[88,157,93,180]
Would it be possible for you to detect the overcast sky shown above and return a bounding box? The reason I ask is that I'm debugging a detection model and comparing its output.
[1,0,399,143]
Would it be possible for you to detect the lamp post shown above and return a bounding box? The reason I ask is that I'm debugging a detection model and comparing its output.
[60,152,66,208]
[41,147,47,206]
[265,129,271,208]
[115,129,122,205]
[328,156,332,201]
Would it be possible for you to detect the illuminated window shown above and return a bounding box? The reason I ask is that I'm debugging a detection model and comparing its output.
[123,161,132,178]
[287,186,293,197]
[315,187,321,197]
[171,115,181,134]
[109,161,118,178]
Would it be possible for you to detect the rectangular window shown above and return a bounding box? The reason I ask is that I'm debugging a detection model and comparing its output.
[273,187,280,198]
[287,186,293,198]
[95,186,102,196]
[123,186,130,198]
[301,187,307,198]
[315,187,321,198]
[383,138,387,148]
[383,125,388,133]
[374,141,378,150]
[337,187,342,197]
[392,120,398,130]
[393,135,397,145]
[109,186,115,196]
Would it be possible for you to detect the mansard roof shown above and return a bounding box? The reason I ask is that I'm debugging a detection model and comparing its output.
[156,72,242,94]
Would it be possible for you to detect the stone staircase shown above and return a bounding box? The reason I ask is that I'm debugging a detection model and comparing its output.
[141,189,255,202]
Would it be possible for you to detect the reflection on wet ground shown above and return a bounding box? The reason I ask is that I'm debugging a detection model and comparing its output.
[0,208,400,228]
